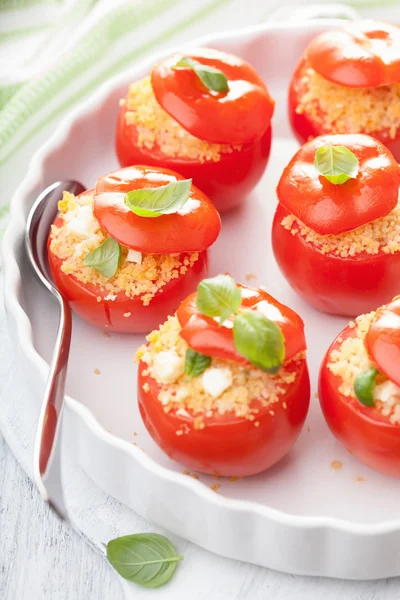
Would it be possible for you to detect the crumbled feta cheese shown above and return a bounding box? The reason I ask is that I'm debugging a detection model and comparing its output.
[127,249,142,264]
[176,407,191,418]
[256,300,281,321]
[66,205,99,238]
[104,292,117,301]
[373,380,400,404]
[152,350,185,384]
[202,367,233,398]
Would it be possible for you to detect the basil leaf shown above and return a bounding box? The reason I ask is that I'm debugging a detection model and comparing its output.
[233,309,285,374]
[175,57,229,93]
[354,367,378,406]
[314,143,359,184]
[83,237,121,278]
[185,348,211,378]
[124,179,192,218]
[106,533,183,588]
[196,274,242,324]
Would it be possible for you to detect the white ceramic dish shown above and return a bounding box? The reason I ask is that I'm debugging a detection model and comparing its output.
[4,20,400,580]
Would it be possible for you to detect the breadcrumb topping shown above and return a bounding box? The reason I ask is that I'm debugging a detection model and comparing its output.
[327,311,400,424]
[136,315,305,429]
[124,76,241,162]
[281,200,400,257]
[50,191,199,305]
[295,62,400,139]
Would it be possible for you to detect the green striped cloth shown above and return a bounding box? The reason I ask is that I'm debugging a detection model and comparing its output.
[0,0,389,239]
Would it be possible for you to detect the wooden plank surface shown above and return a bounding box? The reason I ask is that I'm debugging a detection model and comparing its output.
[1,432,400,599]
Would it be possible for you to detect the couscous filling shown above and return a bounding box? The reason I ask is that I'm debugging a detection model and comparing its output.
[327,312,400,424]
[281,200,400,257]
[136,315,305,431]
[123,76,241,162]
[50,191,199,306]
[295,61,400,139]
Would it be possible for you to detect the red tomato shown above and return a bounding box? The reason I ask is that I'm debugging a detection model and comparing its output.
[277,133,400,235]
[176,284,306,364]
[151,48,274,144]
[307,21,400,88]
[272,203,400,317]
[116,95,272,213]
[94,166,221,253]
[138,357,310,476]
[48,224,209,333]
[319,325,400,477]
[365,296,400,387]
[288,58,400,161]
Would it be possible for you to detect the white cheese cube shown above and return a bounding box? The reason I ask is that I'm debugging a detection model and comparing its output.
[202,367,233,398]
[66,205,99,238]
[127,249,142,264]
[373,380,400,403]
[152,350,185,384]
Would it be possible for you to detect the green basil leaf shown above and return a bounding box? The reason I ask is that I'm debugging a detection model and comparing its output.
[314,143,359,184]
[185,348,211,378]
[196,274,242,324]
[233,309,285,374]
[83,237,121,278]
[124,179,192,218]
[106,533,183,588]
[175,57,229,93]
[354,366,378,406]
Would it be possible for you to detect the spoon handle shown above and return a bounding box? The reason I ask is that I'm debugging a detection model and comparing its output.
[33,293,72,520]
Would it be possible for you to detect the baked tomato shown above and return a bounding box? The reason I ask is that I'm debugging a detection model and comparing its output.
[319,305,400,477]
[272,134,400,317]
[288,21,400,160]
[116,48,274,212]
[48,167,220,333]
[137,278,310,476]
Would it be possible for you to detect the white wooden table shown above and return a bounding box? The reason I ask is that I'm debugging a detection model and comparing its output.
[1,431,400,599]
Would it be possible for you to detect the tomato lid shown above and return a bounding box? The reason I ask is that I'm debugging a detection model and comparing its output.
[277,134,400,236]
[177,284,306,365]
[307,20,400,88]
[365,296,400,388]
[151,48,275,145]
[93,166,221,254]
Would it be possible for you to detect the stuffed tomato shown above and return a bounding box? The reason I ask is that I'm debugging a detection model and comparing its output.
[136,275,310,476]
[48,166,220,333]
[289,20,400,160]
[320,296,400,477]
[272,133,400,317]
[116,48,275,212]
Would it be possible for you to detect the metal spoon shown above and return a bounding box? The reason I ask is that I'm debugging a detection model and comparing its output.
[26,180,85,520]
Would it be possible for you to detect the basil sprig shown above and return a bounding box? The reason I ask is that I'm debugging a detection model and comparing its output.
[194,275,286,374]
[83,237,121,278]
[354,366,378,406]
[124,179,192,218]
[185,348,211,378]
[233,310,285,374]
[196,274,242,325]
[106,533,183,588]
[314,143,359,185]
[175,57,229,93]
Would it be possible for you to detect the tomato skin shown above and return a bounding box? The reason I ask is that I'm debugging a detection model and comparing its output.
[272,203,400,317]
[151,48,274,144]
[94,166,221,253]
[138,358,310,476]
[115,104,272,213]
[319,326,400,477]
[176,284,306,364]
[48,228,209,333]
[277,132,400,236]
[288,58,400,162]
[365,296,400,388]
[307,21,400,88]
